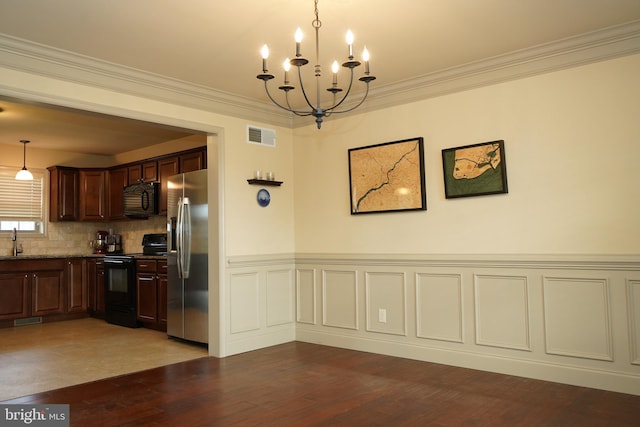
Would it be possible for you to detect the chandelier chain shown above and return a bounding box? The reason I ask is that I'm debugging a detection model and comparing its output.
[312,0,321,29]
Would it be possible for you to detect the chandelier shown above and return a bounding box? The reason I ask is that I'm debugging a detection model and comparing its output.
[257,0,375,129]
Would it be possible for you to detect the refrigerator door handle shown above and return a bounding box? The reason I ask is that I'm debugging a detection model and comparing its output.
[176,197,184,279]
[182,197,192,279]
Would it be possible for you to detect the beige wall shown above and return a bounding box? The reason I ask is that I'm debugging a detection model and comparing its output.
[292,54,640,255]
[2,47,639,387]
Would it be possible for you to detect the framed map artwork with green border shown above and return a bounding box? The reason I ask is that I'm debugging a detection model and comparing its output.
[348,137,426,215]
[442,140,508,199]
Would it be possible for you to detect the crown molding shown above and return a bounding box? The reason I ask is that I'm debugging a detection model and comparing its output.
[0,33,294,127]
[292,20,640,127]
[1,20,639,130]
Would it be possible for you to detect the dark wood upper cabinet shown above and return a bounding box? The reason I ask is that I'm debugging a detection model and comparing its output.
[79,169,106,221]
[49,147,205,221]
[129,161,157,185]
[48,166,79,221]
[157,157,179,216]
[128,164,142,185]
[143,161,158,182]
[107,167,128,220]
[180,150,205,173]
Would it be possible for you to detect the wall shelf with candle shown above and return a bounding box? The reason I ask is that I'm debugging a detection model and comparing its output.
[247,179,283,187]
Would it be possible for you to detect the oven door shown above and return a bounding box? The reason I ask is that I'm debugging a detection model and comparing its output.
[104,257,136,312]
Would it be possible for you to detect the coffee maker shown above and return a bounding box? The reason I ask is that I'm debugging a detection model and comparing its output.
[106,233,123,254]
[94,230,108,254]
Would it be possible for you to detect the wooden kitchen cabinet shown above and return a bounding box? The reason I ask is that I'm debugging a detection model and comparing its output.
[0,272,29,320]
[48,166,79,221]
[128,161,158,184]
[107,167,128,220]
[31,269,65,316]
[48,146,206,222]
[142,161,158,182]
[128,161,157,185]
[157,259,167,326]
[157,157,179,216]
[128,164,142,185]
[135,259,167,330]
[0,259,81,325]
[79,169,106,221]
[136,259,157,322]
[67,258,87,313]
[87,258,105,317]
[180,150,206,173]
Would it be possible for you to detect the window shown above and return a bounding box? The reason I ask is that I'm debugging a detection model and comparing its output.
[0,167,45,235]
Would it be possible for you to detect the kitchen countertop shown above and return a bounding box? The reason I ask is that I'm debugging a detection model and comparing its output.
[0,254,101,261]
[0,254,166,261]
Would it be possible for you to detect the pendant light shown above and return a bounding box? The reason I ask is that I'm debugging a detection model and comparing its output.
[15,140,34,181]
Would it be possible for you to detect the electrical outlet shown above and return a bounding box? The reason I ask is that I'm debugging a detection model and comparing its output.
[378,308,387,323]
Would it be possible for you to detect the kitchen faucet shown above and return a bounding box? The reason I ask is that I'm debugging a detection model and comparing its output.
[11,228,23,256]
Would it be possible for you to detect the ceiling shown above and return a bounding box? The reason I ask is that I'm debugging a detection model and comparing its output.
[0,98,203,156]
[1,0,640,155]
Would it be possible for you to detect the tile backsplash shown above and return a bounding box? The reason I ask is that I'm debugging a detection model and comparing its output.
[1,216,166,257]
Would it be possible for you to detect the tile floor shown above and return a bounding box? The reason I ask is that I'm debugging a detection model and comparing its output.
[0,317,208,401]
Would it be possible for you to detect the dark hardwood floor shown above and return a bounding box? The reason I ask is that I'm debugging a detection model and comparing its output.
[3,342,639,426]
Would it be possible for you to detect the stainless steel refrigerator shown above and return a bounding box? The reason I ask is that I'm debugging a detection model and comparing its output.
[167,169,208,344]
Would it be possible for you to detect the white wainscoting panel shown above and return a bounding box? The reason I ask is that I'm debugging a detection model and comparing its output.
[290,254,640,394]
[543,276,613,361]
[296,269,316,325]
[322,270,358,330]
[629,280,640,365]
[266,269,294,327]
[225,257,296,357]
[475,275,531,351]
[229,272,261,334]
[416,273,463,343]
[365,272,407,336]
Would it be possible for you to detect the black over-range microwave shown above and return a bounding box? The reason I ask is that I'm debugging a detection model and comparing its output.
[123,182,159,218]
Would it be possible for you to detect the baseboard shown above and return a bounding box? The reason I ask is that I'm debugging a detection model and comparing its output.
[225,327,296,357]
[296,329,640,396]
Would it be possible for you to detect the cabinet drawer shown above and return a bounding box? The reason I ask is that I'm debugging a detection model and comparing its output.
[157,260,167,275]
[135,260,157,273]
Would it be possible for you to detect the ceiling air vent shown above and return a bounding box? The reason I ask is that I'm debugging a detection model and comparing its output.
[247,125,276,147]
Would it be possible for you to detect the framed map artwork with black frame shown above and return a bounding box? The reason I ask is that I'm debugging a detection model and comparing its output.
[348,137,426,215]
[442,140,508,199]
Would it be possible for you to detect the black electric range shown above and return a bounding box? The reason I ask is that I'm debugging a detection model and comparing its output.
[103,233,167,328]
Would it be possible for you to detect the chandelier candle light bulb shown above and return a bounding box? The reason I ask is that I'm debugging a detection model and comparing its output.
[261,45,269,73]
[346,30,354,58]
[283,58,291,84]
[363,47,370,74]
[295,28,303,57]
